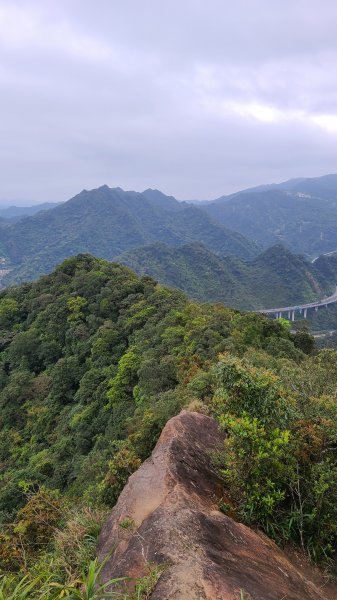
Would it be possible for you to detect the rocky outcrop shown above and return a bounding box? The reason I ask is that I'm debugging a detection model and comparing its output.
[98,411,336,599]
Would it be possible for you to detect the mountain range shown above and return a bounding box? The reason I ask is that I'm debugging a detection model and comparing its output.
[201,174,337,256]
[2,175,337,322]
[0,186,258,286]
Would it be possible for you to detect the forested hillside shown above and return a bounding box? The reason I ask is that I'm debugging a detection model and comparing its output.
[0,186,258,286]
[201,174,337,256]
[3,177,337,290]
[1,254,337,595]
[118,242,250,308]
[2,252,246,524]
[118,242,333,310]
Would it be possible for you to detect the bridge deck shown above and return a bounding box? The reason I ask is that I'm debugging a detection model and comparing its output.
[257,286,337,314]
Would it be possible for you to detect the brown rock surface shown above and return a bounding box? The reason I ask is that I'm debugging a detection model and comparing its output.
[98,410,337,599]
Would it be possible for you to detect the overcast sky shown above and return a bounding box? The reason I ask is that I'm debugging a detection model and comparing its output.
[1,1,337,203]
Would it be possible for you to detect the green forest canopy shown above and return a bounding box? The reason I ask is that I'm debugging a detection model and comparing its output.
[0,254,337,594]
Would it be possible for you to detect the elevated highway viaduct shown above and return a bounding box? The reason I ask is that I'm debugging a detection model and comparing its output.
[257,286,337,321]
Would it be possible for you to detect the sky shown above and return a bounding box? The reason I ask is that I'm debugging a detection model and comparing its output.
[1,1,337,204]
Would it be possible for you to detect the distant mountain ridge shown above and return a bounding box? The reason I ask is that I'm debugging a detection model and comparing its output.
[212,173,337,201]
[200,174,337,257]
[0,185,259,286]
[0,202,60,221]
[3,175,337,295]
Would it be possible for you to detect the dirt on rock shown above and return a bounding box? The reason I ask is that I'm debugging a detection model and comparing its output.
[98,410,337,600]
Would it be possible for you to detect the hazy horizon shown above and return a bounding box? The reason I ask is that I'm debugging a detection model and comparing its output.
[2,171,337,207]
[2,1,337,203]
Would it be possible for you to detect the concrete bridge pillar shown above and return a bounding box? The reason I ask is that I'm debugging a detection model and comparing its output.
[315,306,318,312]
[303,308,307,319]
[291,310,295,321]
[288,310,291,319]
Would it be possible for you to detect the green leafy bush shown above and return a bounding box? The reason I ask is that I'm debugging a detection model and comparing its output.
[212,352,337,559]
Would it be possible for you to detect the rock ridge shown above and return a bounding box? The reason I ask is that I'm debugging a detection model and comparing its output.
[98,410,336,599]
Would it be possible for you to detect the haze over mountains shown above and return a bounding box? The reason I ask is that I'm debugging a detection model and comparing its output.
[2,174,337,317]
[201,174,337,256]
[0,202,60,221]
[215,173,337,199]
[0,185,258,286]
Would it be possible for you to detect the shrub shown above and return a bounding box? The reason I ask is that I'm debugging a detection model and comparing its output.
[211,353,294,428]
[216,413,294,535]
[99,442,141,506]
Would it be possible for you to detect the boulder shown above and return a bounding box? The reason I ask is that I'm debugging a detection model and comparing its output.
[98,410,336,599]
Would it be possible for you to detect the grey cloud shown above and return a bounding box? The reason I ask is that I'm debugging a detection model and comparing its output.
[1,0,337,202]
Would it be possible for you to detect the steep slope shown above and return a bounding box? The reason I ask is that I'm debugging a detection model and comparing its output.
[314,253,337,283]
[98,411,333,600]
[2,254,337,593]
[0,253,287,524]
[246,244,332,308]
[202,174,337,256]
[0,185,259,286]
[118,242,332,310]
[298,253,337,331]
[118,242,250,308]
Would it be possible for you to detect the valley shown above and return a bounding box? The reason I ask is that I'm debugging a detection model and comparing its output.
[3,177,337,334]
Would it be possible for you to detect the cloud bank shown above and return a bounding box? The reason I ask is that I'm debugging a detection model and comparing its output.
[1,0,337,202]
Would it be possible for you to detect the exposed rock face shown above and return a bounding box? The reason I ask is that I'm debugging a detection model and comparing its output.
[98,411,336,600]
